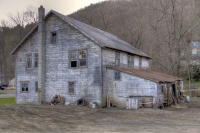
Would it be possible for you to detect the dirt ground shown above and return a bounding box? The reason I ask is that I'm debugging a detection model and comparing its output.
[0,97,200,133]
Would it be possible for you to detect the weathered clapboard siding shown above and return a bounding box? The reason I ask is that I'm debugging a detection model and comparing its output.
[44,14,102,106]
[141,57,149,70]
[15,31,39,104]
[105,68,157,108]
[101,48,150,107]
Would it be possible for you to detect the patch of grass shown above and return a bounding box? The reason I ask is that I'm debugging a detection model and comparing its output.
[0,92,6,94]
[0,97,15,106]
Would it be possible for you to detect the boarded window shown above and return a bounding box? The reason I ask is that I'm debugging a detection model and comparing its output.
[35,81,38,92]
[115,71,121,80]
[115,51,120,65]
[69,82,74,94]
[128,55,134,67]
[21,82,29,92]
[27,54,32,68]
[70,50,87,68]
[51,32,57,43]
[34,53,38,68]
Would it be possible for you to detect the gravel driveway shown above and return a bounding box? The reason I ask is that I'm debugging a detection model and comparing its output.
[0,90,15,98]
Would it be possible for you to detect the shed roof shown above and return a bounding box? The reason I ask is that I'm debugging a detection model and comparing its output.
[107,66,183,83]
[11,10,150,58]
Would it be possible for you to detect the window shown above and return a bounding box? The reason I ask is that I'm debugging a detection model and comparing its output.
[70,51,77,67]
[128,55,134,67]
[26,53,38,69]
[21,82,29,92]
[79,50,86,67]
[115,71,121,80]
[70,50,87,68]
[115,51,120,65]
[27,54,32,68]
[34,53,38,68]
[139,57,142,68]
[51,32,57,43]
[35,81,38,92]
[69,82,74,94]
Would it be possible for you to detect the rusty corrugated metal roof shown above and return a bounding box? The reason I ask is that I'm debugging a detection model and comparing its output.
[107,66,183,83]
[11,10,150,58]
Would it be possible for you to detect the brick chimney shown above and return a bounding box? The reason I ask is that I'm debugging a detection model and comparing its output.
[38,5,46,103]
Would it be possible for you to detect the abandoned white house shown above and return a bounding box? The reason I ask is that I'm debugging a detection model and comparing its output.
[11,6,184,108]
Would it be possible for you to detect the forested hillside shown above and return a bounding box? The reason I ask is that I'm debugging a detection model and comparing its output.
[0,0,200,83]
[69,0,200,78]
[0,6,37,83]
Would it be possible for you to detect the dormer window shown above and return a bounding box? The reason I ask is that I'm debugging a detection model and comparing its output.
[128,55,134,67]
[115,51,120,65]
[51,32,57,43]
[139,57,142,68]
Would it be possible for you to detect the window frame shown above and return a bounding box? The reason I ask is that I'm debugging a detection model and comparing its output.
[35,81,38,92]
[51,31,57,43]
[26,53,38,69]
[139,57,142,68]
[114,71,121,81]
[128,54,134,67]
[68,81,75,94]
[27,53,32,69]
[20,82,29,93]
[69,49,87,68]
[115,51,120,66]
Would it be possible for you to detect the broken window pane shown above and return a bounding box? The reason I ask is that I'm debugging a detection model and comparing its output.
[71,61,77,67]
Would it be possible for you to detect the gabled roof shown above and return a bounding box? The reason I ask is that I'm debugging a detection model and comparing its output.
[11,10,150,58]
[107,66,183,83]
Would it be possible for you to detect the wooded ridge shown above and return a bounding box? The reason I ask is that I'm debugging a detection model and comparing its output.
[1,0,200,83]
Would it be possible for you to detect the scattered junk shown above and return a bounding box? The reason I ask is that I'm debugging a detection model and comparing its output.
[171,104,188,109]
[125,96,155,110]
[189,89,200,97]
[186,96,190,102]
[64,101,71,106]
[126,98,138,109]
[51,95,65,105]
[77,99,87,106]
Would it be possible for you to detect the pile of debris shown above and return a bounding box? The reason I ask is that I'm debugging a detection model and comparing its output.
[51,95,65,105]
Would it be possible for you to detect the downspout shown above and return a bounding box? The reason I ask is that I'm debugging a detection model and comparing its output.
[38,6,46,103]
[100,47,103,108]
[15,54,17,104]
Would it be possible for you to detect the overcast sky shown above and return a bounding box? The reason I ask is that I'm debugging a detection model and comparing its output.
[0,0,104,21]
